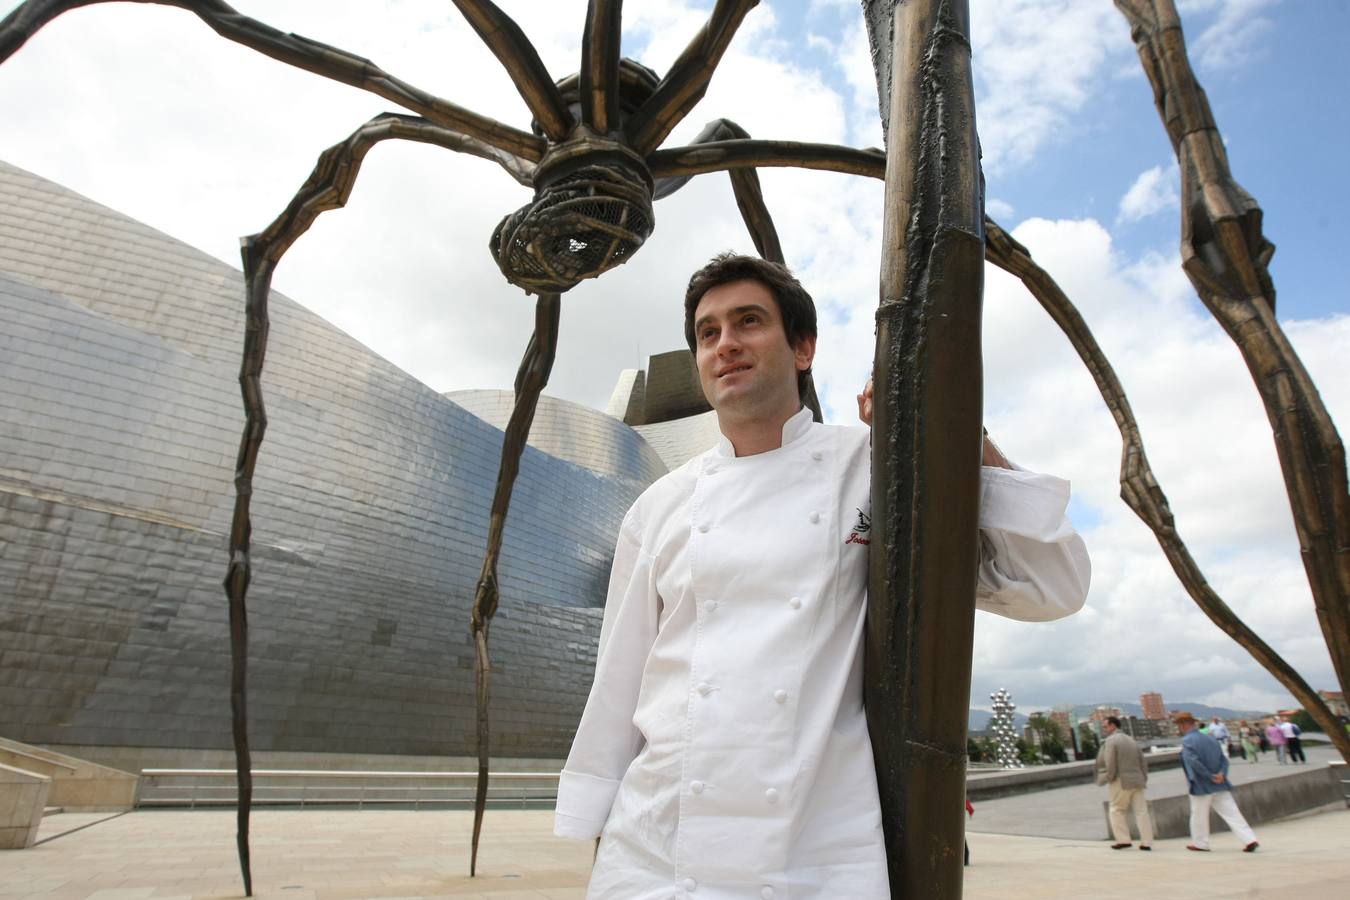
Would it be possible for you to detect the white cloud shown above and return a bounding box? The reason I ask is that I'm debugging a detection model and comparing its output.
[1118,164,1180,223]
[986,198,1015,220]
[968,0,1137,173]
[1179,0,1281,71]
[1202,683,1294,714]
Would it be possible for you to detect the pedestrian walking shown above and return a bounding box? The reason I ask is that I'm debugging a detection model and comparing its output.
[1264,719,1287,764]
[1239,722,1259,763]
[1095,716,1154,850]
[1209,717,1231,757]
[1279,717,1306,764]
[1176,712,1259,853]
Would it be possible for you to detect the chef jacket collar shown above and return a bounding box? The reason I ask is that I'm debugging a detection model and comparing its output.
[712,405,813,458]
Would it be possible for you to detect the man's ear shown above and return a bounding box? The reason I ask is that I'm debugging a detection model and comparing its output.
[794,335,817,371]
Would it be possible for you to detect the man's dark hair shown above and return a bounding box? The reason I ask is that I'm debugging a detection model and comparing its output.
[684,252,818,398]
[1105,716,1122,729]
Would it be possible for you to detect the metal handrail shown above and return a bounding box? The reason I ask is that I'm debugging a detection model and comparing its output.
[137,768,562,810]
[0,747,79,772]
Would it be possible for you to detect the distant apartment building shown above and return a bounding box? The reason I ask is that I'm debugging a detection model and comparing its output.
[1122,716,1167,740]
[1048,710,1074,743]
[1140,691,1167,720]
[1320,690,1349,719]
[1090,706,1124,724]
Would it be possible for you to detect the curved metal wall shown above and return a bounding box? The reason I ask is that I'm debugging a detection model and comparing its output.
[0,161,655,758]
[447,389,668,486]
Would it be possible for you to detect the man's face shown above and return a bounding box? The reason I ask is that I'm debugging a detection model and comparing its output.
[692,279,815,423]
[1103,721,1116,735]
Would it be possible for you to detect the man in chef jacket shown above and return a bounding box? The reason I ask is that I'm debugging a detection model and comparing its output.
[555,252,1091,899]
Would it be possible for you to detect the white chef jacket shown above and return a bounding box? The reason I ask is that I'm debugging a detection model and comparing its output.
[555,407,1090,899]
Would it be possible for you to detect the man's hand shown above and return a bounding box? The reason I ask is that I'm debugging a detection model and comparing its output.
[857,378,874,426]
[860,377,1014,471]
[1211,773,1225,785]
[981,430,1013,470]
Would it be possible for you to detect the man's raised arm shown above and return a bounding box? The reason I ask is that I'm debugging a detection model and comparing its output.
[857,377,1090,621]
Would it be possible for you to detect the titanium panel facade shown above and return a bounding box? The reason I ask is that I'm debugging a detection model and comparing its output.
[0,161,661,758]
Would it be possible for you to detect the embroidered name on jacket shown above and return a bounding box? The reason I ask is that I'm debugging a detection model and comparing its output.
[844,508,871,545]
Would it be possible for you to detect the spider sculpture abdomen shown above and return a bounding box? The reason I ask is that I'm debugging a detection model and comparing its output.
[491,58,659,294]
[491,137,653,294]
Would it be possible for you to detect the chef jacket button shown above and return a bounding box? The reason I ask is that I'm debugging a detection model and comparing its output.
[789,596,801,609]
[811,450,823,461]
[697,682,713,696]
[809,510,820,524]
[773,689,787,704]
[690,780,704,794]
[707,600,719,612]
[764,787,779,804]
[697,523,710,533]
[683,877,697,892]
[761,887,776,900]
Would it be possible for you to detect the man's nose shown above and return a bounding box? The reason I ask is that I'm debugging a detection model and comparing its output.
[715,329,742,355]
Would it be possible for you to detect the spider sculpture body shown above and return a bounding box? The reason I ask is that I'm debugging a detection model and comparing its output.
[0,0,888,892]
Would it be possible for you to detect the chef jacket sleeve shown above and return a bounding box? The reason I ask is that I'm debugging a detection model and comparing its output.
[554,509,660,840]
[974,465,1091,622]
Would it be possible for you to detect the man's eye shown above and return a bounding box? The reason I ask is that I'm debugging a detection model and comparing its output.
[743,314,760,325]
[700,329,717,341]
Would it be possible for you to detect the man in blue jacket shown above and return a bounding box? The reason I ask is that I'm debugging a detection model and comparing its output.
[1177,712,1259,852]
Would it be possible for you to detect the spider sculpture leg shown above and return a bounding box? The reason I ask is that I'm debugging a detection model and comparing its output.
[655,119,784,261]
[653,118,828,421]
[468,291,562,877]
[225,113,533,896]
[625,0,761,155]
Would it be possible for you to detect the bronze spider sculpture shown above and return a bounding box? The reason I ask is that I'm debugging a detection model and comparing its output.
[8,2,1347,899]
[1,0,889,891]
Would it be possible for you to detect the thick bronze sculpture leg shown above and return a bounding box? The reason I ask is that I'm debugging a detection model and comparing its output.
[626,0,760,154]
[469,292,562,876]
[985,222,1350,762]
[1114,0,1350,757]
[223,114,538,896]
[864,1,984,896]
[581,0,623,134]
[451,0,573,141]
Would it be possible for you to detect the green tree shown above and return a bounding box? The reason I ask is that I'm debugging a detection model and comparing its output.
[1078,725,1100,760]
[1026,714,1067,763]
[1290,709,1322,733]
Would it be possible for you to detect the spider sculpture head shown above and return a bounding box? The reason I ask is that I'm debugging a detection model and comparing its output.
[491,59,659,294]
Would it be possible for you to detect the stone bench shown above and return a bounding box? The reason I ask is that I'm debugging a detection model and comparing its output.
[0,763,51,849]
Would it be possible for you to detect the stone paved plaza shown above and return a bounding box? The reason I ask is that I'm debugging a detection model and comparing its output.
[5,799,1347,899]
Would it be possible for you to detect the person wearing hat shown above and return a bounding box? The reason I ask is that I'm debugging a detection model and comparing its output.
[1175,712,1259,852]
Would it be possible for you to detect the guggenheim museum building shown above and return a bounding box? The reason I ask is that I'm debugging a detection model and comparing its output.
[0,160,719,766]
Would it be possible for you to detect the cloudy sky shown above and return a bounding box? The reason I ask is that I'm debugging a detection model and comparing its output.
[2,0,1346,715]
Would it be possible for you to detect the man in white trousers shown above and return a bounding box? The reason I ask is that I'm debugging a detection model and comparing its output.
[555,253,1092,899]
[1177,712,1259,853]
